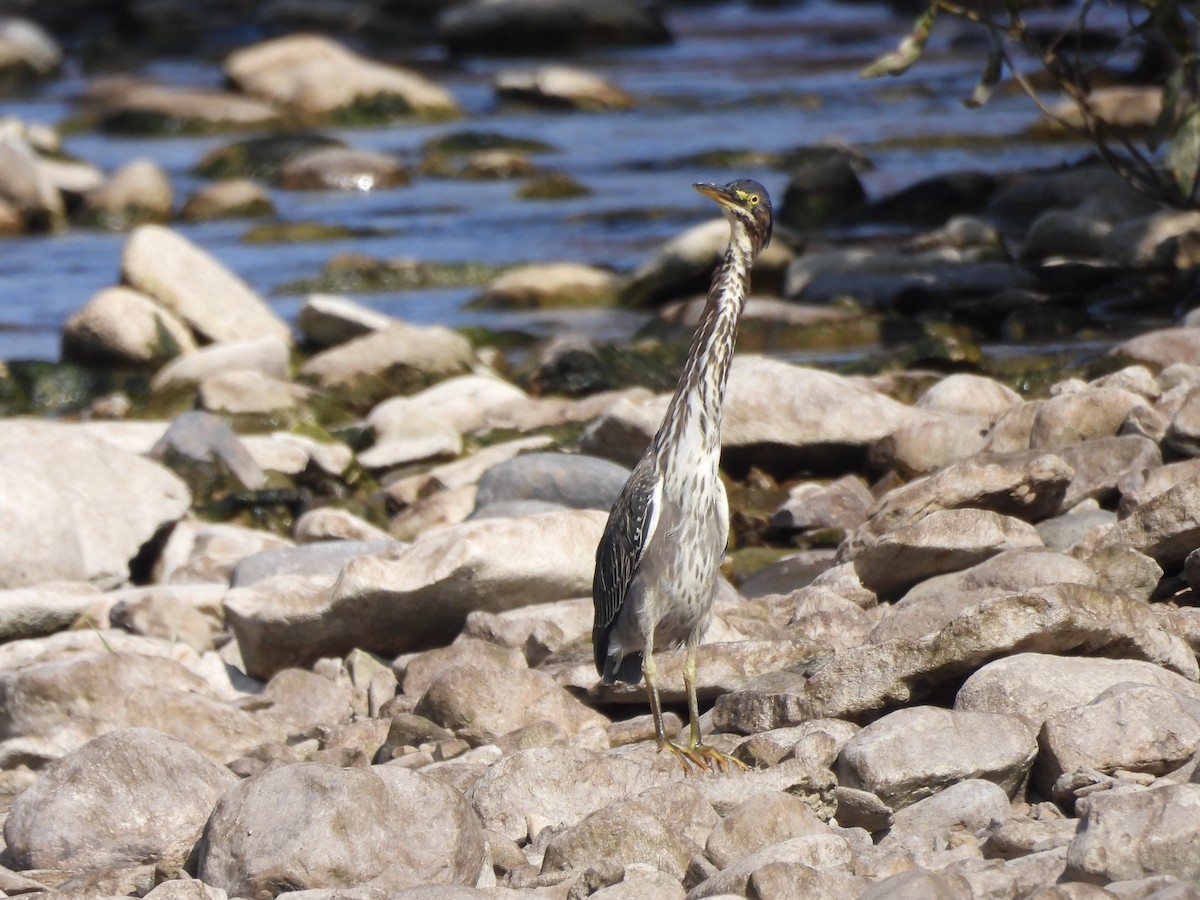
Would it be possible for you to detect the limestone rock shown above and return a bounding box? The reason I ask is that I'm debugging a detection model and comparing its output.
[1066,784,1200,883]
[179,178,274,221]
[541,800,690,880]
[475,262,621,308]
[705,792,830,869]
[121,224,292,345]
[880,779,1012,847]
[955,652,1200,731]
[81,157,172,229]
[225,509,605,677]
[852,508,1044,599]
[3,728,235,871]
[150,335,290,393]
[473,451,629,513]
[198,763,484,895]
[0,420,190,589]
[61,285,196,367]
[837,705,1036,809]
[1097,474,1200,568]
[915,373,1022,421]
[297,293,394,347]
[0,582,101,642]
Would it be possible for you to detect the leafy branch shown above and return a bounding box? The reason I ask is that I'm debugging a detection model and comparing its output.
[864,0,1200,208]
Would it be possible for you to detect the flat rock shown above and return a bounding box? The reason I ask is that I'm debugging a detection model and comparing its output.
[1110,327,1200,372]
[868,415,990,479]
[837,705,1036,810]
[93,82,281,132]
[198,763,484,895]
[1096,474,1200,568]
[179,177,274,221]
[880,779,1012,847]
[0,420,190,589]
[121,224,292,345]
[1029,387,1150,448]
[770,475,874,533]
[0,582,101,642]
[1066,783,1200,883]
[225,509,605,677]
[716,584,1197,730]
[278,147,409,191]
[722,357,939,474]
[541,800,690,880]
[705,792,830,869]
[473,451,629,513]
[3,728,235,872]
[0,651,273,767]
[955,652,1200,732]
[495,65,632,111]
[225,34,459,120]
[359,405,461,470]
[687,835,853,899]
[150,335,290,393]
[852,508,1044,599]
[297,293,395,347]
[61,285,196,367]
[475,261,621,307]
[198,369,309,416]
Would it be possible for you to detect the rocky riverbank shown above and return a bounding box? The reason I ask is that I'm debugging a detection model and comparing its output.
[2,2,1200,898]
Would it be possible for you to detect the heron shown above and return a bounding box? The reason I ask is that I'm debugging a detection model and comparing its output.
[592,179,772,774]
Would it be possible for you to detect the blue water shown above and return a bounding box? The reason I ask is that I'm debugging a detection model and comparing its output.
[0,0,1095,362]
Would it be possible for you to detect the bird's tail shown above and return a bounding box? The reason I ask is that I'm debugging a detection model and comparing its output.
[602,649,644,686]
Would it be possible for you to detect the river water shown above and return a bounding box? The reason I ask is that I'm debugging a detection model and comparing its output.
[0,1,1117,364]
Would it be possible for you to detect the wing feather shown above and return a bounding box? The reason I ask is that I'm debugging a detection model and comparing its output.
[592,458,660,675]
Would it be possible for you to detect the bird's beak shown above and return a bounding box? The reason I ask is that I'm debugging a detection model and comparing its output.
[693,182,739,209]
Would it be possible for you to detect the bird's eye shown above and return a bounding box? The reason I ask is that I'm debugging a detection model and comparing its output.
[747,194,759,205]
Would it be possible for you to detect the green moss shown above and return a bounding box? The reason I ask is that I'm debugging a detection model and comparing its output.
[516,173,590,200]
[277,255,511,294]
[0,360,151,417]
[193,134,345,180]
[422,131,555,157]
[241,221,383,244]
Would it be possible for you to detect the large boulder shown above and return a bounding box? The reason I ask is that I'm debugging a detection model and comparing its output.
[224,509,606,677]
[197,763,484,895]
[61,285,196,366]
[0,421,190,589]
[4,728,235,872]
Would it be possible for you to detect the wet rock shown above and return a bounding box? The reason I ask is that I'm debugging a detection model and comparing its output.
[0,651,272,767]
[986,163,1161,231]
[837,706,1036,810]
[1020,208,1111,262]
[723,357,938,474]
[278,147,409,191]
[79,158,172,229]
[474,262,621,309]
[179,178,274,221]
[198,763,484,895]
[778,150,866,229]
[541,799,690,880]
[61,285,196,367]
[3,728,235,872]
[91,81,281,134]
[437,0,671,54]
[1037,683,1200,797]
[495,66,632,111]
[473,451,629,514]
[121,224,292,346]
[299,321,473,405]
[150,410,266,494]
[955,652,1200,732]
[225,509,605,677]
[1103,210,1200,268]
[1065,783,1200,884]
[0,131,65,230]
[0,421,189,589]
[297,293,395,347]
[852,508,1044,599]
[415,661,608,740]
[225,34,459,121]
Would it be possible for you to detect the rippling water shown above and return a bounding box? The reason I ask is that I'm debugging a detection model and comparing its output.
[0,1,1104,363]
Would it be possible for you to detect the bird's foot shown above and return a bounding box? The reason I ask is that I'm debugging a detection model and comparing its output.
[657,740,748,776]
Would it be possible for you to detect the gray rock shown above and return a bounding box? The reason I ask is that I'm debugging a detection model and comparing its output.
[3,728,235,871]
[1036,508,1118,552]
[880,778,1012,847]
[1066,784,1200,884]
[1110,327,1200,372]
[770,475,874,533]
[198,763,484,895]
[1030,387,1150,449]
[1037,683,1200,797]
[230,540,399,587]
[1164,386,1200,456]
[415,661,608,740]
[224,509,606,677]
[852,508,1044,599]
[1097,474,1200,568]
[399,638,527,698]
[150,410,267,492]
[985,813,1080,860]
[0,651,274,767]
[461,596,592,667]
[0,421,190,589]
[916,373,1022,420]
[122,224,292,346]
[705,792,830,869]
[1021,208,1111,261]
[855,867,975,900]
[143,878,230,900]
[837,706,1036,809]
[150,335,291,393]
[541,800,690,880]
[687,834,853,899]
[0,582,101,642]
[62,285,196,367]
[473,451,630,513]
[467,746,663,843]
[156,519,291,585]
[1118,456,1200,515]
[110,589,215,652]
[868,416,989,479]
[297,293,395,347]
[955,653,1200,732]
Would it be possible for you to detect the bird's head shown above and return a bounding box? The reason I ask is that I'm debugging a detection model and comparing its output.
[693,179,773,252]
